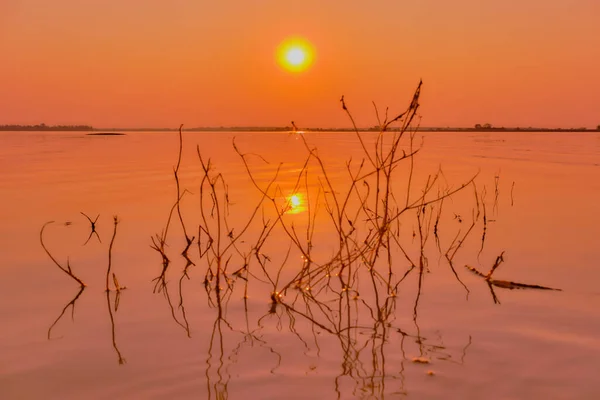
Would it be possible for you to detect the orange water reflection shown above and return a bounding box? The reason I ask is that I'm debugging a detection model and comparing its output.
[2,130,600,399]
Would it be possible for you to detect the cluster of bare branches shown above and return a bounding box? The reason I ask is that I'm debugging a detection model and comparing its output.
[148,81,562,333]
[150,81,490,336]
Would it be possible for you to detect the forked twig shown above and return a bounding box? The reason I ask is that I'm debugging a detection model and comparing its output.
[80,212,101,245]
[106,216,123,292]
[47,286,86,339]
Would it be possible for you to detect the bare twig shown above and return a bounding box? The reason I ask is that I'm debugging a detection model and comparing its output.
[40,221,86,288]
[106,216,120,292]
[80,212,101,245]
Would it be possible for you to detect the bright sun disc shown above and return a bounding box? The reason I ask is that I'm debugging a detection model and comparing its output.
[277,37,315,73]
[286,193,305,214]
[290,195,301,208]
[286,49,306,66]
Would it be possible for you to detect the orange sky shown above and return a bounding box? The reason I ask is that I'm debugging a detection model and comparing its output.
[1,0,599,128]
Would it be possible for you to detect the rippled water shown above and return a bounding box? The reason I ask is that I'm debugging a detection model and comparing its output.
[1,130,599,399]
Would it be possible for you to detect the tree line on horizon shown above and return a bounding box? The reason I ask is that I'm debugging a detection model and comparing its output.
[1,123,599,132]
[0,123,94,131]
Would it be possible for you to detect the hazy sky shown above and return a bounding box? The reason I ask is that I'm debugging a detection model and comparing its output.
[1,0,599,128]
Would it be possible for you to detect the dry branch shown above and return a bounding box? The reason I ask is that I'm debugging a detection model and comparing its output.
[40,221,86,288]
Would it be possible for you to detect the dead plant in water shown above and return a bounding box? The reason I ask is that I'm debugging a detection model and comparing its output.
[465,252,561,304]
[80,212,101,245]
[40,221,86,288]
[152,80,560,334]
[106,216,125,292]
[151,125,195,292]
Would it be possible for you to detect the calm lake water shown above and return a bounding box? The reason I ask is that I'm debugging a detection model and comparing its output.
[1,130,599,399]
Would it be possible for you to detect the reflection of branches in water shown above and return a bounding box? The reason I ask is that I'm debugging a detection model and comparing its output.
[205,289,286,400]
[47,286,86,340]
[272,272,428,396]
[205,283,234,400]
[251,316,284,375]
[47,287,128,367]
[408,316,468,367]
[40,221,86,288]
[266,286,473,398]
[80,212,101,245]
[106,290,126,365]
[155,274,191,337]
[460,335,472,365]
[205,318,228,400]
[177,262,193,338]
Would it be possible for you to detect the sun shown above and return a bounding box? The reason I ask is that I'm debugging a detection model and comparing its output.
[277,37,315,73]
[285,193,306,214]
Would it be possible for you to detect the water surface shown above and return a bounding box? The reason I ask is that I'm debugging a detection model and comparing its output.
[1,130,599,399]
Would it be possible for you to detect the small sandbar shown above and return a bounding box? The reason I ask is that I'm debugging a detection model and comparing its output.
[86,132,126,136]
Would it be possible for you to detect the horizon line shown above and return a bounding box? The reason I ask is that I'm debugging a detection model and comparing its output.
[1,124,599,132]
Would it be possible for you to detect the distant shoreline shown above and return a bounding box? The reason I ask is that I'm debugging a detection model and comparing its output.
[1,125,598,133]
[86,132,126,136]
